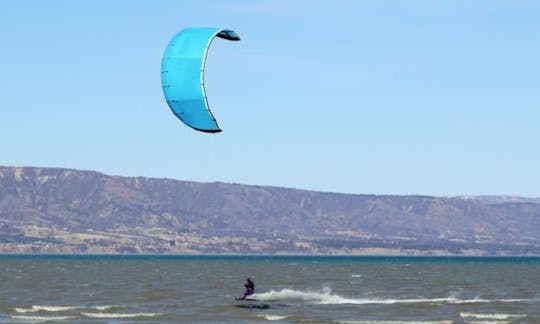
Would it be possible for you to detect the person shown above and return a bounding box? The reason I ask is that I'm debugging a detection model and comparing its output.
[242,277,255,299]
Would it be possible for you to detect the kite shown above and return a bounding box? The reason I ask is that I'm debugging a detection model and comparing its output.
[161,27,241,133]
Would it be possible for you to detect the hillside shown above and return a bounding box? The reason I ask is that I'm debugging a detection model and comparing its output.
[0,166,539,255]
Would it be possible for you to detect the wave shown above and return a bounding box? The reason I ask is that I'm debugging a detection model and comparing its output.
[337,321,453,324]
[449,298,533,304]
[253,288,449,304]
[91,305,118,311]
[80,312,162,318]
[14,306,77,313]
[466,321,512,324]
[252,288,538,305]
[257,314,289,321]
[11,315,75,322]
[460,312,527,319]
[14,305,118,313]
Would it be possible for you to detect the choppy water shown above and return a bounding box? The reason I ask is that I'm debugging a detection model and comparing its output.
[0,255,538,323]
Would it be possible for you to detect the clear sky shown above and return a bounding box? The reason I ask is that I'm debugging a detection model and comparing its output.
[1,0,539,196]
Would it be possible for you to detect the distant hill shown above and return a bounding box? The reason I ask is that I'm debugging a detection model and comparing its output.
[0,166,539,255]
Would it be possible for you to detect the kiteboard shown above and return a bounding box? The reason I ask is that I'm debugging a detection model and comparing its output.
[235,297,258,301]
[234,297,269,309]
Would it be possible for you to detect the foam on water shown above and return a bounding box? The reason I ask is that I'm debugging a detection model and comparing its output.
[449,298,534,304]
[460,312,527,319]
[80,312,162,318]
[14,308,38,314]
[257,314,289,321]
[11,315,75,322]
[14,306,77,313]
[14,305,117,313]
[337,321,453,324]
[91,305,117,311]
[253,287,450,304]
[253,288,538,305]
[466,321,512,324]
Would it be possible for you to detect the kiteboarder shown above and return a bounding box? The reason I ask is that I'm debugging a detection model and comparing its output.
[240,277,255,300]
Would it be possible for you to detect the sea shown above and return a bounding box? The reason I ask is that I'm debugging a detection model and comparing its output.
[0,255,538,323]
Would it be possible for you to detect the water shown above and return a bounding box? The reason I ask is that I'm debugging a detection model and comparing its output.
[0,255,538,323]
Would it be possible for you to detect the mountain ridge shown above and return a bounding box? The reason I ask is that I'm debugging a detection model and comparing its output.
[0,166,539,255]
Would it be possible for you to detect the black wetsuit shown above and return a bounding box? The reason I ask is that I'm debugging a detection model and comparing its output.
[243,280,255,298]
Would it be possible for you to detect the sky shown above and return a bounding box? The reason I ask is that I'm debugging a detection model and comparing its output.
[1,0,539,196]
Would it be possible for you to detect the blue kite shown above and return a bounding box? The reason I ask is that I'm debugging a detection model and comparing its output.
[161,28,240,133]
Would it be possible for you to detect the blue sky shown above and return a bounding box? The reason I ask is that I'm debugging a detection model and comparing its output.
[1,0,539,196]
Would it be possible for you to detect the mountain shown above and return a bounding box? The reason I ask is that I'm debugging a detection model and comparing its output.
[0,166,539,255]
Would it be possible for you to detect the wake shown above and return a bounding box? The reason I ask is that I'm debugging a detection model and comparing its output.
[251,287,538,305]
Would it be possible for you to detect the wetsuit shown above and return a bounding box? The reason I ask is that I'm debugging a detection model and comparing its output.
[243,280,255,298]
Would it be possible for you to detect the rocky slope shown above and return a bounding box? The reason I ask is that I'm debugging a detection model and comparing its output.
[0,166,539,255]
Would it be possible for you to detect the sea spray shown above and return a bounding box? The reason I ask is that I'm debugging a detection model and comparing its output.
[252,288,539,305]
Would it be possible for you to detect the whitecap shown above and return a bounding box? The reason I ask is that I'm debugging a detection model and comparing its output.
[14,305,119,313]
[11,315,75,322]
[447,298,491,304]
[460,312,527,319]
[450,297,534,304]
[14,308,38,314]
[466,321,512,324]
[337,321,453,324]
[91,305,118,311]
[14,306,77,313]
[80,312,162,318]
[31,306,76,312]
[257,314,289,321]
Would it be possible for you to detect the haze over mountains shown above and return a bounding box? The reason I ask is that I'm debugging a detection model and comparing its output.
[0,166,539,255]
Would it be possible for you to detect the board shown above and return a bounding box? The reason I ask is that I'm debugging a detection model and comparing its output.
[235,297,258,301]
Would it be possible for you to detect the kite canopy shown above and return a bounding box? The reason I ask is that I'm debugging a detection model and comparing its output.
[161,27,240,133]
